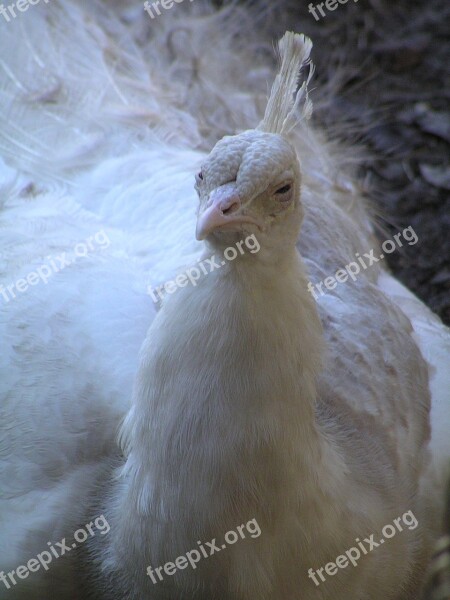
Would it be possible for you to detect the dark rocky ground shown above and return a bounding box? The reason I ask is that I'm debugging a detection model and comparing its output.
[246,0,450,325]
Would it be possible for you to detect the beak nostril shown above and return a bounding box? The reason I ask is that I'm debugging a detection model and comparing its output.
[222,202,240,216]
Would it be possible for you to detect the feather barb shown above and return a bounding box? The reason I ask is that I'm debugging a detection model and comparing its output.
[258,32,314,136]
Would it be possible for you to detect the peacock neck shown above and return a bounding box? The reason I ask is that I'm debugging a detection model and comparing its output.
[131,248,321,470]
[115,246,333,574]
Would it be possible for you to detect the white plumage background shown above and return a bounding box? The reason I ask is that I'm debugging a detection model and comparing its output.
[0,1,449,599]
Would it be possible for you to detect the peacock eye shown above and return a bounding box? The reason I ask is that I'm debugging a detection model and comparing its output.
[196,171,204,184]
[275,184,291,195]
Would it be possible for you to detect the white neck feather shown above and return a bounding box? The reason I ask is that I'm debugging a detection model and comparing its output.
[111,248,344,596]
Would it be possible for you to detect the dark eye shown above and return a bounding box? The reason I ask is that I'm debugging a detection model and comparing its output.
[275,184,291,194]
[197,171,204,181]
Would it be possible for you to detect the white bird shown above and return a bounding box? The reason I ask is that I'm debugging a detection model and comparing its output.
[0,2,448,599]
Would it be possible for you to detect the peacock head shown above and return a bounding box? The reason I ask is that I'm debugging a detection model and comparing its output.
[195,130,301,248]
[195,32,313,253]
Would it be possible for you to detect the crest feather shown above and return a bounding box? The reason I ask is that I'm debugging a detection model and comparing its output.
[258,32,314,136]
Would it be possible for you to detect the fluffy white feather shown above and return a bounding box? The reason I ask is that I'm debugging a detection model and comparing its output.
[0,2,448,599]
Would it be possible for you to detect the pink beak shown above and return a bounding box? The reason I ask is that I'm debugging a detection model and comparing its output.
[196,184,261,241]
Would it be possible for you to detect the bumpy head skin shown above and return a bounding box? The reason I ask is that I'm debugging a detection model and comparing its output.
[195,130,303,253]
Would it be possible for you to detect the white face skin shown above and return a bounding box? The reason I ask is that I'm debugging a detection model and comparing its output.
[195,130,303,254]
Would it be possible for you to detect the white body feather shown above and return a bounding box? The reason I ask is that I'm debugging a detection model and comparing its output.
[0,1,448,599]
